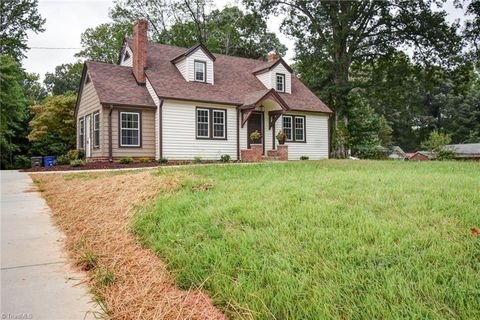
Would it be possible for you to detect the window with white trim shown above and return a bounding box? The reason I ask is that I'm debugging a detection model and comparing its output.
[93,112,100,147]
[213,110,225,138]
[196,108,209,138]
[79,118,84,149]
[120,112,140,147]
[282,115,292,140]
[295,117,305,141]
[282,115,305,142]
[276,73,285,92]
[194,61,206,82]
[196,108,226,139]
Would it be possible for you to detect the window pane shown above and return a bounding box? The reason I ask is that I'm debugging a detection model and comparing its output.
[295,117,304,141]
[195,62,205,81]
[197,109,209,137]
[283,116,292,140]
[213,111,225,138]
[120,113,140,146]
[276,74,284,91]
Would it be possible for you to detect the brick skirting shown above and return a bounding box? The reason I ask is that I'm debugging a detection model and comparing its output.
[241,144,288,162]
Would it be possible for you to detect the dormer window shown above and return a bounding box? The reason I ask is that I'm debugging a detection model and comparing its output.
[123,50,130,61]
[194,60,206,82]
[276,73,285,92]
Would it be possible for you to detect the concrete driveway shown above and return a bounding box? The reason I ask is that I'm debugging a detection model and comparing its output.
[1,171,97,319]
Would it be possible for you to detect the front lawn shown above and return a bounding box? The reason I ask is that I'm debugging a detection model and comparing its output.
[134,161,480,319]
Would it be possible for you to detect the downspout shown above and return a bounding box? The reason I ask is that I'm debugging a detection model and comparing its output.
[108,105,113,162]
[236,108,240,161]
[159,99,163,159]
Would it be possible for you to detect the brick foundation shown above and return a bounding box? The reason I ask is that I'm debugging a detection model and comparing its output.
[241,144,263,162]
[241,144,288,162]
[266,145,288,161]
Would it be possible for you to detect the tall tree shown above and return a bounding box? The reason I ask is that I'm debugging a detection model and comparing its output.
[245,0,461,156]
[0,55,28,168]
[108,0,286,59]
[75,22,132,64]
[0,0,45,59]
[44,62,83,95]
[464,0,479,66]
[28,94,77,156]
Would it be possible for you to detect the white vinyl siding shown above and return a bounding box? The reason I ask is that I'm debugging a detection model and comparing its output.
[255,63,292,94]
[162,100,237,160]
[176,58,188,81]
[186,48,214,84]
[120,45,133,67]
[239,111,328,160]
[279,113,328,160]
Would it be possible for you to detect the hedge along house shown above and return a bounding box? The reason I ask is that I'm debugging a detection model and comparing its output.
[75,20,333,162]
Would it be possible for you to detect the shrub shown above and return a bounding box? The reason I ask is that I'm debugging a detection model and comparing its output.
[437,149,455,161]
[158,157,168,164]
[220,154,231,162]
[96,267,115,287]
[56,154,70,165]
[300,156,309,160]
[68,149,85,160]
[193,156,202,164]
[13,155,31,169]
[118,157,133,164]
[139,157,150,163]
[70,159,84,167]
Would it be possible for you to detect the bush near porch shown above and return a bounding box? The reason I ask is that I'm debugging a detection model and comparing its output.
[134,160,480,319]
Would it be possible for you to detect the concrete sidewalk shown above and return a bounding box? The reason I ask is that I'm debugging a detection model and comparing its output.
[1,171,98,319]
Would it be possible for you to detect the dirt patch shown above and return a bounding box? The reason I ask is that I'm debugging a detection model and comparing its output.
[31,171,225,320]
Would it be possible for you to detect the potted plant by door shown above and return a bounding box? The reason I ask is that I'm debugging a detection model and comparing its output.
[276,131,287,145]
[250,130,262,144]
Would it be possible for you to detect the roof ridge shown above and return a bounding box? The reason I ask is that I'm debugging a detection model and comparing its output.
[86,60,132,69]
[144,41,270,64]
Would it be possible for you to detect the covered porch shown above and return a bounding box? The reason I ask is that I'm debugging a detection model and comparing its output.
[239,89,289,161]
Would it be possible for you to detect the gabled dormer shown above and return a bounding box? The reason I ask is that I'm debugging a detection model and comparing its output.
[253,53,293,94]
[171,43,216,84]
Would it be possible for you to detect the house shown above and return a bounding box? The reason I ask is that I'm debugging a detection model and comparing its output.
[408,151,435,161]
[388,146,407,160]
[74,20,332,162]
[445,143,480,161]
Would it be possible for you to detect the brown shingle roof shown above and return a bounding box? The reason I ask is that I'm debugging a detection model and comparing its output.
[134,40,332,113]
[85,61,155,108]
[83,41,332,114]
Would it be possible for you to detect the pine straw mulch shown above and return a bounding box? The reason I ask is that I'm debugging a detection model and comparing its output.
[31,170,226,320]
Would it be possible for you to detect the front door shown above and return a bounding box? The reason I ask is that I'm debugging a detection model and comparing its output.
[247,112,263,149]
[85,115,91,158]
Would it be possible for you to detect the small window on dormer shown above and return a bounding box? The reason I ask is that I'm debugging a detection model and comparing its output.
[123,51,130,61]
[85,74,91,85]
[194,61,206,82]
[276,73,285,92]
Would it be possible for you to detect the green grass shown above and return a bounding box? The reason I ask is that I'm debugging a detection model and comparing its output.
[134,160,480,319]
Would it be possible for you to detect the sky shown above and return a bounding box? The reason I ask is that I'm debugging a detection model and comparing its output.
[24,0,466,81]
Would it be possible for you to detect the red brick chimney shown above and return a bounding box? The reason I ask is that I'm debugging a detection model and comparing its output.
[267,52,279,62]
[132,19,148,84]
